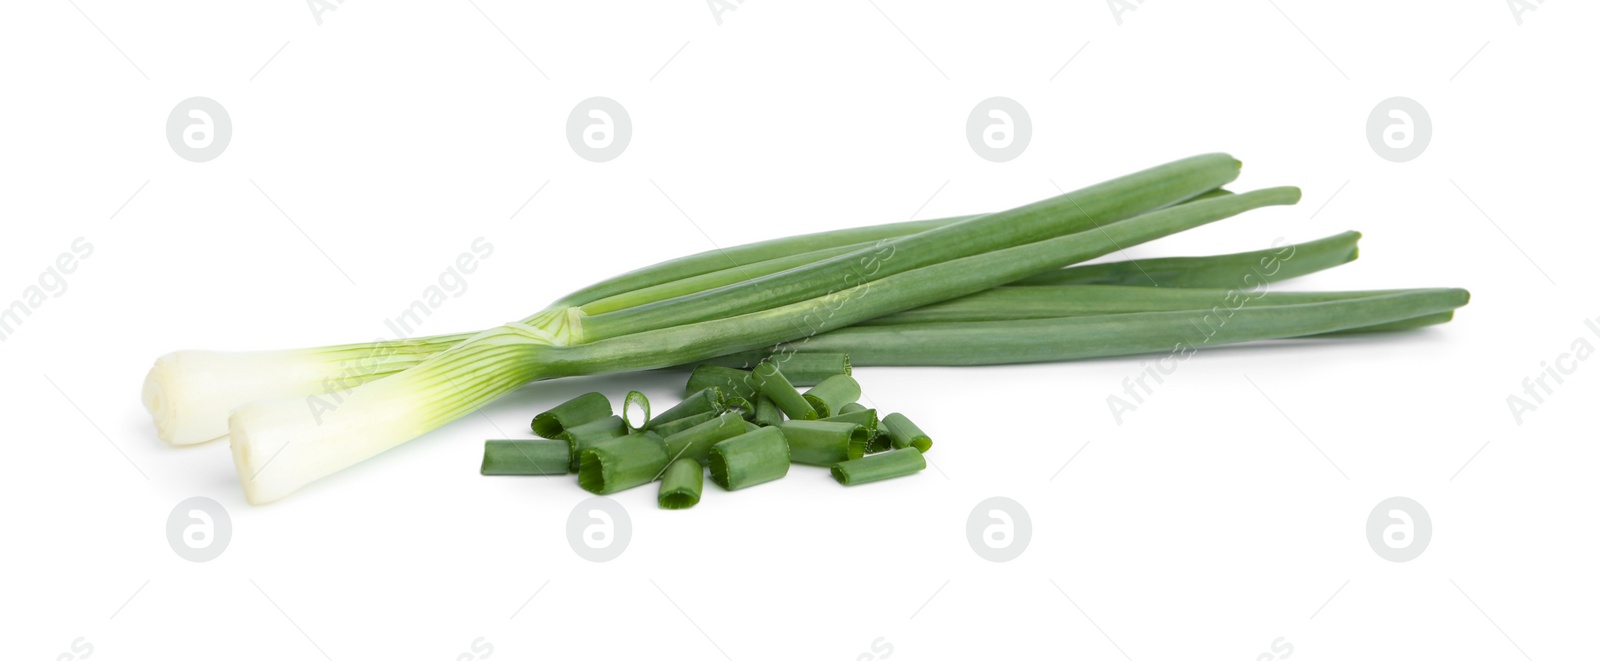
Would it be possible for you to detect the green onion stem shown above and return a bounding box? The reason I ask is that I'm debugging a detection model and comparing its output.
[1013,230,1362,288]
[791,289,1470,366]
[579,155,1243,341]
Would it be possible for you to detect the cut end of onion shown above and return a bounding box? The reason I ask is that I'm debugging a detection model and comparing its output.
[143,352,229,446]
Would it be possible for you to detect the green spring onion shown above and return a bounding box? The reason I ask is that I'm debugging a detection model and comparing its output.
[649,411,720,438]
[821,408,878,434]
[657,458,704,509]
[684,365,758,400]
[752,362,817,421]
[831,447,926,485]
[881,413,932,453]
[753,395,783,427]
[708,427,790,490]
[645,387,725,430]
[1012,231,1361,288]
[531,392,612,439]
[480,439,571,475]
[578,434,670,495]
[777,420,871,466]
[662,411,750,465]
[801,374,861,419]
[560,415,629,471]
[622,391,650,432]
[724,396,756,421]
[838,402,868,414]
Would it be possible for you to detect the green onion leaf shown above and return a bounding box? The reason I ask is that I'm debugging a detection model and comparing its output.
[831,447,927,486]
[662,411,749,465]
[645,387,725,431]
[578,435,671,495]
[622,391,650,432]
[657,458,704,510]
[801,374,861,419]
[531,392,612,439]
[752,362,817,420]
[559,415,628,471]
[882,413,932,453]
[480,439,571,475]
[708,427,790,491]
[777,420,872,466]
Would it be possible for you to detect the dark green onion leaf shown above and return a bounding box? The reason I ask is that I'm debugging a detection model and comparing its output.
[708,427,790,491]
[480,439,571,475]
[531,392,612,439]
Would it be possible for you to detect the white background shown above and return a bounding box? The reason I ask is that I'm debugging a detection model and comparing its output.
[2,1,1595,659]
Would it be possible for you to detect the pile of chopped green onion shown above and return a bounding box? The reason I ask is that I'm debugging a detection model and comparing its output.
[138,154,1470,504]
[482,356,932,508]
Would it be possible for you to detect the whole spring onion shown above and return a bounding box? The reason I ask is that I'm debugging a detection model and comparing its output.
[832,447,927,486]
[658,458,704,509]
[147,225,1349,446]
[709,427,790,490]
[140,155,1466,503]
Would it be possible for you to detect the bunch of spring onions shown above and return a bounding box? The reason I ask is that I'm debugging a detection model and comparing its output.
[141,154,1470,503]
[481,362,932,509]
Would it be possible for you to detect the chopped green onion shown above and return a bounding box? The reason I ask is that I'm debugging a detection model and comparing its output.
[560,415,628,471]
[622,391,650,432]
[662,411,749,464]
[777,420,871,466]
[831,447,926,485]
[752,362,817,420]
[684,365,758,400]
[882,413,932,453]
[838,402,868,414]
[724,396,756,421]
[753,396,783,427]
[769,352,852,386]
[822,408,878,434]
[708,427,790,490]
[578,434,671,495]
[657,458,704,509]
[801,374,861,419]
[645,387,725,430]
[531,392,612,439]
[649,411,720,438]
[480,439,571,475]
